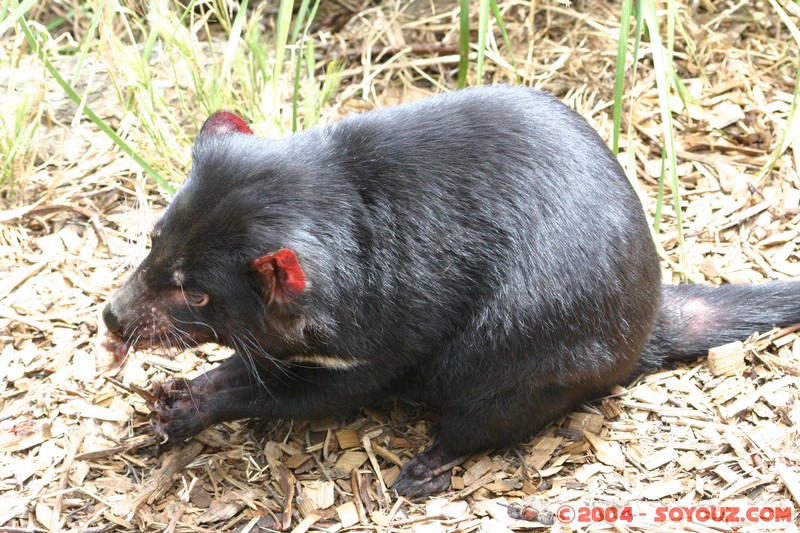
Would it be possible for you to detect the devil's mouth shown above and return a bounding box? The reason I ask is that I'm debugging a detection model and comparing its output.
[102,331,199,359]
[102,332,132,359]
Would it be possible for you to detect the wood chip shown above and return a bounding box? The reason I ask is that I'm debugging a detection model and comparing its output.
[641,447,678,470]
[566,412,604,433]
[301,480,335,511]
[718,477,768,500]
[709,376,742,403]
[707,341,746,376]
[640,479,685,499]
[290,513,321,533]
[335,501,359,528]
[574,462,614,483]
[598,399,623,419]
[713,463,740,484]
[777,463,800,507]
[425,499,468,518]
[335,429,360,449]
[463,456,493,485]
[269,462,296,530]
[721,375,796,419]
[196,494,247,525]
[188,485,212,509]
[117,440,204,518]
[382,465,401,488]
[583,431,625,468]
[411,522,447,533]
[631,386,669,405]
[677,451,701,471]
[283,453,312,470]
[332,451,368,478]
[723,429,748,457]
[0,420,53,453]
[525,433,562,470]
[373,443,404,467]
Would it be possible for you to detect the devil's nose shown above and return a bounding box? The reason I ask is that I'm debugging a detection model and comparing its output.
[103,304,122,335]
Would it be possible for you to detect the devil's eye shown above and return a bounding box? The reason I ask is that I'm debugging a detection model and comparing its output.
[185,292,210,307]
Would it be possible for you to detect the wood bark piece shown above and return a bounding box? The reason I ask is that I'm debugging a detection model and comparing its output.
[50,423,86,533]
[119,440,204,519]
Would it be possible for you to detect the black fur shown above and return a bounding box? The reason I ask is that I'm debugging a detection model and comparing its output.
[103,86,800,497]
[638,282,800,372]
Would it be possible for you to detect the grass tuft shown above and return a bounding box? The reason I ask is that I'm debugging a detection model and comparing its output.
[615,0,686,270]
[0,93,40,192]
[3,0,338,196]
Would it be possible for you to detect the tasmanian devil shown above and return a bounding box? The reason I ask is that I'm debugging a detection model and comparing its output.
[103,85,800,497]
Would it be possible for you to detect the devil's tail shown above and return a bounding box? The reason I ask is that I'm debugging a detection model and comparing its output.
[637,281,800,373]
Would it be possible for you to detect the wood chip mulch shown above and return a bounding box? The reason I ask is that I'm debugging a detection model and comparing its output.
[1,0,800,531]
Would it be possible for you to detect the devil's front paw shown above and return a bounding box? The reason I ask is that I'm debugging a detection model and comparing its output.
[393,447,453,499]
[149,379,211,445]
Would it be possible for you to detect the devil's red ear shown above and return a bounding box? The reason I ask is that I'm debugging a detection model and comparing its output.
[251,249,306,304]
[200,111,254,136]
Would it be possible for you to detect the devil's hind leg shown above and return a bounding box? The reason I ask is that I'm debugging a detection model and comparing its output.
[393,336,638,498]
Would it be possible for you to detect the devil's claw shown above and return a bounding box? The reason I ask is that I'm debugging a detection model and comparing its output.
[147,379,214,447]
[394,446,455,499]
[128,382,162,410]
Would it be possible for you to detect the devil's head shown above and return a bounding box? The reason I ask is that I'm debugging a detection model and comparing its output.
[102,112,312,359]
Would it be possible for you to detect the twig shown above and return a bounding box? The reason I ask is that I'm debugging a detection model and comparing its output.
[50,423,87,533]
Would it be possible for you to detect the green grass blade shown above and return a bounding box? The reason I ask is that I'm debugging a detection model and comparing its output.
[612,0,634,155]
[221,0,249,85]
[476,0,489,85]
[272,0,294,102]
[304,0,322,31]
[625,1,645,187]
[457,0,470,88]
[16,15,173,193]
[71,1,103,81]
[653,151,666,233]
[641,0,684,268]
[0,95,41,189]
[290,0,312,128]
[290,0,312,43]
[490,0,518,82]
[292,45,302,133]
[0,0,35,37]
[292,0,323,131]
[760,0,800,182]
